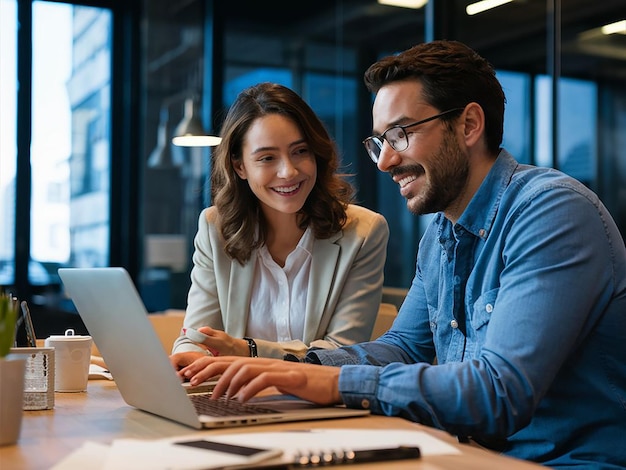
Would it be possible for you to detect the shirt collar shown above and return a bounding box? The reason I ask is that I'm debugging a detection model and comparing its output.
[297,225,315,255]
[257,225,314,266]
[455,149,518,239]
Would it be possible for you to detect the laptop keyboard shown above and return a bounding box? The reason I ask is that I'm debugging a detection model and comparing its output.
[189,394,279,417]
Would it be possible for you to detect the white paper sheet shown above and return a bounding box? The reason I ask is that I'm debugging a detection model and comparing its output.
[50,428,460,469]
[50,442,110,470]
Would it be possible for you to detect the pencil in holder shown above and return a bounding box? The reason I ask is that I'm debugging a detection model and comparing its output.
[10,346,55,410]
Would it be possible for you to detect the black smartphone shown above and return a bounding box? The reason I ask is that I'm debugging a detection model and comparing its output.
[175,439,282,463]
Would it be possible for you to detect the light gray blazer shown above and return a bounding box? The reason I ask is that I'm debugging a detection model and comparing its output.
[172,204,389,359]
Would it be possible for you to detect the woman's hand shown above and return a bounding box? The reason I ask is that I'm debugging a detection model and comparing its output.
[169,351,207,375]
[195,326,250,357]
[180,356,342,406]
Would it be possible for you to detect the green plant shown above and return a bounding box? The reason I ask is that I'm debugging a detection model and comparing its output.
[0,292,18,358]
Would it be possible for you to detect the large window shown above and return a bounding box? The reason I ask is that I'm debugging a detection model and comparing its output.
[31,3,74,270]
[32,3,112,273]
[1,1,112,334]
[0,0,17,287]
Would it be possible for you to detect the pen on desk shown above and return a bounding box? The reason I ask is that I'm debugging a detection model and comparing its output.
[20,300,37,347]
[217,446,422,469]
[351,445,421,463]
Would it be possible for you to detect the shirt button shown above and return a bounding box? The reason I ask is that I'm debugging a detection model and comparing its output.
[360,399,370,409]
[450,320,459,329]
[485,303,493,313]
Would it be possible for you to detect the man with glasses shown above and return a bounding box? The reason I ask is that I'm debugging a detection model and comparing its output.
[178,40,626,468]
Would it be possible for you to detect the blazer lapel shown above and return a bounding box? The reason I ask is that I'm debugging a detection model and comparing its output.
[224,258,254,337]
[305,232,341,342]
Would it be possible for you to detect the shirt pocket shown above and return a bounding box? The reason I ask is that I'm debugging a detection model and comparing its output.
[469,288,499,332]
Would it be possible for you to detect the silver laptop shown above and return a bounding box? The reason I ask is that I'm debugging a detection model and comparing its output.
[57,267,369,429]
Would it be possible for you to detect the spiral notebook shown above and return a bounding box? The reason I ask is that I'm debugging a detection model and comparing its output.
[58,267,370,429]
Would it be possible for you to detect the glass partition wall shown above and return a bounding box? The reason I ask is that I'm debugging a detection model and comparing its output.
[141,0,626,310]
[3,0,625,336]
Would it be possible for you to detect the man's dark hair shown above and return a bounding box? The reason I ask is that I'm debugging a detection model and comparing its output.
[364,40,505,155]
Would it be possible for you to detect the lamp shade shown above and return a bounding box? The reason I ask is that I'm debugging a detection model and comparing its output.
[171,98,222,147]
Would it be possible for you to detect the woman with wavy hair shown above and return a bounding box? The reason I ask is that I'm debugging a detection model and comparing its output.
[170,82,388,365]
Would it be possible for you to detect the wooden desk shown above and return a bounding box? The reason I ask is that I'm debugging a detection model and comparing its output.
[2,380,542,469]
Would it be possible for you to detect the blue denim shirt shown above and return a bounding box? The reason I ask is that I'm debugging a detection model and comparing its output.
[308,150,626,468]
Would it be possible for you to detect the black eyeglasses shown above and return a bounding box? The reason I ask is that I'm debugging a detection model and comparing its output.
[362,108,464,163]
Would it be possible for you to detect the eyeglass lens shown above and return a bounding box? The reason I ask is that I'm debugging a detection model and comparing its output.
[363,124,410,163]
[364,138,382,162]
[365,125,408,163]
[385,127,409,152]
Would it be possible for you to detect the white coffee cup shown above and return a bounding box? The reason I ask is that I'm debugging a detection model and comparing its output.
[44,329,93,392]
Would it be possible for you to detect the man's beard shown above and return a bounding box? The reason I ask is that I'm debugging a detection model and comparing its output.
[405,129,470,216]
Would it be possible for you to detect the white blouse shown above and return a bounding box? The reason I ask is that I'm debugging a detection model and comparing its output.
[245,226,314,341]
